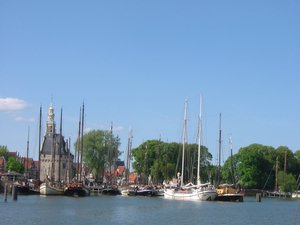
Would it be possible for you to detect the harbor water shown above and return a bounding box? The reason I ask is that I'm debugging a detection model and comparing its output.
[0,195,299,225]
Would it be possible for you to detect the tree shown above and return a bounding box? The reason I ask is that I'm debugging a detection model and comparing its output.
[278,171,297,193]
[221,154,239,184]
[0,145,9,160]
[6,157,24,173]
[75,129,121,179]
[236,144,275,189]
[131,140,214,185]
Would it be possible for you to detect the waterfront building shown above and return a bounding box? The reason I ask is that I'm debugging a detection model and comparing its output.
[39,104,74,183]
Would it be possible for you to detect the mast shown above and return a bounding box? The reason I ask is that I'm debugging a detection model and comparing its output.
[67,137,71,183]
[58,107,62,183]
[283,150,287,192]
[126,128,133,186]
[217,113,222,186]
[26,126,30,178]
[197,96,202,185]
[80,102,84,182]
[38,106,42,181]
[109,121,113,176]
[275,156,278,192]
[51,128,55,181]
[181,100,188,186]
[229,136,236,185]
[76,107,81,181]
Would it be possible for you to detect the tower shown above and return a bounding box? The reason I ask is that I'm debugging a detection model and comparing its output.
[46,103,55,134]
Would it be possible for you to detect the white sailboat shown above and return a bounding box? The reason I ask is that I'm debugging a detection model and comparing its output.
[40,180,64,195]
[164,98,216,201]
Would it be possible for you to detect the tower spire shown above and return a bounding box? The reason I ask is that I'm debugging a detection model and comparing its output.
[46,103,56,134]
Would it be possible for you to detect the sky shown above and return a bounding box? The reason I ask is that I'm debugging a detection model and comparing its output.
[1,1,300,165]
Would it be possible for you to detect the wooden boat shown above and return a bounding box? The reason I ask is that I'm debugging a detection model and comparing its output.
[15,179,40,195]
[40,181,64,195]
[214,116,243,202]
[64,104,91,197]
[64,182,90,197]
[215,184,244,202]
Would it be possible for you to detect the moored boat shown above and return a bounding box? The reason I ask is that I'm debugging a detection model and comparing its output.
[101,185,121,195]
[128,186,156,196]
[215,184,244,202]
[164,99,216,201]
[40,181,64,195]
[64,182,90,197]
[164,183,216,201]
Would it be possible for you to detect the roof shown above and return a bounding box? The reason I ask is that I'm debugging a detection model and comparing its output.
[41,133,69,156]
[115,165,125,176]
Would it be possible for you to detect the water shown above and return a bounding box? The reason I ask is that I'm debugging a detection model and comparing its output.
[0,195,299,225]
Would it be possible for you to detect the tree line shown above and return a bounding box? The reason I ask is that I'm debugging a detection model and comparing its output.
[2,129,300,193]
[131,140,300,193]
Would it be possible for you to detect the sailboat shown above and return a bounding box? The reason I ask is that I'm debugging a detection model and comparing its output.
[214,114,244,202]
[40,105,64,195]
[64,103,90,197]
[164,98,217,201]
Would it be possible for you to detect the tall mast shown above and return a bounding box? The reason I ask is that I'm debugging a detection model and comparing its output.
[67,137,71,183]
[283,150,287,191]
[217,113,222,186]
[126,128,133,185]
[275,156,278,192]
[181,99,188,186]
[197,96,202,185]
[38,105,42,181]
[58,107,62,183]
[80,102,84,182]
[109,121,113,176]
[229,136,236,185]
[76,107,81,181]
[26,126,30,178]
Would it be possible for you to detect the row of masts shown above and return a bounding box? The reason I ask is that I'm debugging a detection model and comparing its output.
[179,98,233,187]
[180,96,204,186]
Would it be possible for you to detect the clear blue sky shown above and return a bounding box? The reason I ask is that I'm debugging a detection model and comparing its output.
[1,1,299,164]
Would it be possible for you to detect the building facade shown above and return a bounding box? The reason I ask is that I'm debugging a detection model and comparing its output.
[39,104,74,183]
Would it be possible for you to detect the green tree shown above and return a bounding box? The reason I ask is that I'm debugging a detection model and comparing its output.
[6,157,24,173]
[278,171,297,193]
[275,146,298,177]
[75,129,121,179]
[236,144,275,189]
[221,153,239,184]
[131,140,213,185]
[0,145,9,160]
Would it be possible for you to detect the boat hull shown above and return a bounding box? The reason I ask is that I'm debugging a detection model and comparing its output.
[164,188,216,201]
[40,183,64,195]
[215,193,244,202]
[64,183,90,197]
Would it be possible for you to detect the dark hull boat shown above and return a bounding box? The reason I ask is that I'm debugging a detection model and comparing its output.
[127,186,157,196]
[101,186,121,195]
[64,183,90,197]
